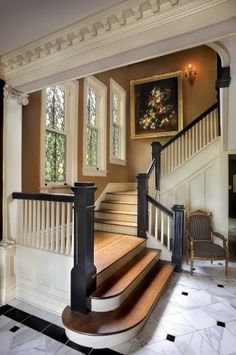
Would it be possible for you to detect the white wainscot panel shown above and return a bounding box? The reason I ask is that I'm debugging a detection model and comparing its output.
[55,254,73,293]
[189,173,204,211]
[17,246,33,284]
[174,184,186,207]
[204,163,218,214]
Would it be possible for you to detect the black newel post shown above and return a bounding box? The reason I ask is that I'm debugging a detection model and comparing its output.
[70,182,97,315]
[151,141,162,191]
[136,173,148,238]
[171,204,185,272]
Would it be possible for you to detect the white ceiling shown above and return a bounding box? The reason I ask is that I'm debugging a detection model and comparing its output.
[0,0,123,55]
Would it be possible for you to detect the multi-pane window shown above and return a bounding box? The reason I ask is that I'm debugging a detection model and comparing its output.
[110,79,126,165]
[45,85,66,183]
[112,92,120,158]
[83,76,107,176]
[86,88,98,167]
[41,82,78,187]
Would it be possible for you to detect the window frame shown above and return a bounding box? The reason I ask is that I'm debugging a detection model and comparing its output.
[40,81,78,190]
[83,76,107,177]
[110,78,126,166]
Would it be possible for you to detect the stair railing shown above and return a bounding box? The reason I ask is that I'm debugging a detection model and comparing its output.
[137,103,219,271]
[13,182,97,315]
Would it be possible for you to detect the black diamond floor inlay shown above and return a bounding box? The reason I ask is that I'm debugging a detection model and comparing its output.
[166,334,175,342]
[9,326,20,333]
[217,321,226,328]
[182,292,188,296]
[90,349,122,354]
[217,284,224,288]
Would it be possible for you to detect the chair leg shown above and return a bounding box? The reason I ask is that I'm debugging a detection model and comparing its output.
[211,260,213,264]
[190,258,194,275]
[225,259,228,276]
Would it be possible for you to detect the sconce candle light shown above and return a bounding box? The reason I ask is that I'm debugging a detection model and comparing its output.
[185,64,197,85]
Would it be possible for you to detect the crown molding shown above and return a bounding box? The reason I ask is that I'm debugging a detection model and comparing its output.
[1,0,235,89]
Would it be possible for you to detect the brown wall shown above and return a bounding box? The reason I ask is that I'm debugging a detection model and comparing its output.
[22,45,217,196]
[22,91,41,192]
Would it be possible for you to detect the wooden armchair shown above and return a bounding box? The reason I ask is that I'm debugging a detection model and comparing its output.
[186,210,228,275]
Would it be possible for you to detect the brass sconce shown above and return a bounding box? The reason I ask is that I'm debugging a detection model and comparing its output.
[184,64,197,85]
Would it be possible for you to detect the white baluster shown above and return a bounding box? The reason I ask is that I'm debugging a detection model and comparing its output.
[210,111,214,142]
[155,208,159,240]
[206,113,210,144]
[60,203,66,253]
[148,202,152,234]
[41,201,45,249]
[55,202,60,253]
[66,203,71,254]
[45,201,50,250]
[71,208,74,256]
[28,200,32,246]
[36,201,41,248]
[50,201,55,251]
[32,200,37,247]
[161,212,164,244]
[167,216,171,250]
[17,200,23,244]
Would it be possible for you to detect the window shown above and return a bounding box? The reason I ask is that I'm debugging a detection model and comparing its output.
[83,76,107,176]
[41,81,78,188]
[110,79,126,165]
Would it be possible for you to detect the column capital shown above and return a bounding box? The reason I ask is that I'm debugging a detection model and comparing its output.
[3,85,29,105]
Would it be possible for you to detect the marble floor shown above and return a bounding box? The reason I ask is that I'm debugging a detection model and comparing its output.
[1,260,236,355]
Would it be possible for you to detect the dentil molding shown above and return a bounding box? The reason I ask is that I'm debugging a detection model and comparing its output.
[3,85,29,105]
[0,0,233,80]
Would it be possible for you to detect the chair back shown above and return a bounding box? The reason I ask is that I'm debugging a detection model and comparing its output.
[186,210,212,241]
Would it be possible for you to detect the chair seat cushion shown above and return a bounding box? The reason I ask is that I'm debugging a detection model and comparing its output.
[193,242,225,259]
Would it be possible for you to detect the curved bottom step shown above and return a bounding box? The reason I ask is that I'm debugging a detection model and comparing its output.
[62,261,175,348]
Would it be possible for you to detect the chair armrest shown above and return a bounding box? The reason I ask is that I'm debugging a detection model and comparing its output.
[212,231,226,241]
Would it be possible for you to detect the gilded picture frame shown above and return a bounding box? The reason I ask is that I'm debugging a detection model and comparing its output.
[130,71,183,139]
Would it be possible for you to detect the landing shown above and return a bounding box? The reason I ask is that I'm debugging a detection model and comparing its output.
[94,231,145,274]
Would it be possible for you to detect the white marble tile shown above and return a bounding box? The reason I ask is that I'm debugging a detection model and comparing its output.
[110,341,133,354]
[181,308,216,330]
[0,315,12,329]
[150,299,182,320]
[0,330,13,355]
[203,302,236,322]
[135,319,166,345]
[199,325,236,355]
[145,339,182,355]
[175,331,217,355]
[187,290,218,307]
[225,320,236,336]
[158,313,195,336]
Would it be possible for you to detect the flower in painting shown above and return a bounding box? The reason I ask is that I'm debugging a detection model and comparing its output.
[139,86,177,131]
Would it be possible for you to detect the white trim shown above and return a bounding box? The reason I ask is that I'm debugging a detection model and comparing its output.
[40,81,78,189]
[95,182,136,210]
[2,0,235,90]
[110,78,126,165]
[83,76,107,177]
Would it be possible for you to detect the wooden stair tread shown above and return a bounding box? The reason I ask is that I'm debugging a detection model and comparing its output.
[95,219,137,227]
[94,231,144,274]
[62,261,175,336]
[102,200,137,205]
[109,191,137,196]
[96,209,137,216]
[91,248,161,299]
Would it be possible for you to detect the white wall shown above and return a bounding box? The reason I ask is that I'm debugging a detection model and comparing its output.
[161,138,228,234]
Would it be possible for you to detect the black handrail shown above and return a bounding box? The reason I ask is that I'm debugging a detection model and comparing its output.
[147,195,173,218]
[147,159,156,178]
[12,192,74,203]
[161,102,218,150]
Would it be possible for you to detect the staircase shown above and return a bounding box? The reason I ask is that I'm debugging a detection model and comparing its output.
[62,231,174,348]
[95,191,137,236]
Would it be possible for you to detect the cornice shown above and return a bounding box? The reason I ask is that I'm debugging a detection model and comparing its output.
[1,0,233,79]
[3,85,29,105]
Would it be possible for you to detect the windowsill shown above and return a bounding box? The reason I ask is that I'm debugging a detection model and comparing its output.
[82,168,107,177]
[110,157,127,166]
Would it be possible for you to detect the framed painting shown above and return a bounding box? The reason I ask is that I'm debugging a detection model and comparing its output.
[130,71,183,139]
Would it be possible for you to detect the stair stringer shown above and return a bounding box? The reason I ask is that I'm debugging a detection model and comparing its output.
[160,137,228,234]
[146,232,172,261]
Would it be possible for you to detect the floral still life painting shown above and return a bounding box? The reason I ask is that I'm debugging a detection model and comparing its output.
[130,71,183,139]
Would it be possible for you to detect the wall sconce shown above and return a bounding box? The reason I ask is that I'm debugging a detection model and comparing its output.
[185,64,197,85]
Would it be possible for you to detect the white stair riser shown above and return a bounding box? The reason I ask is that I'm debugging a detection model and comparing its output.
[91,255,159,312]
[96,243,145,286]
[106,193,137,203]
[95,211,137,222]
[101,202,137,212]
[95,222,137,236]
